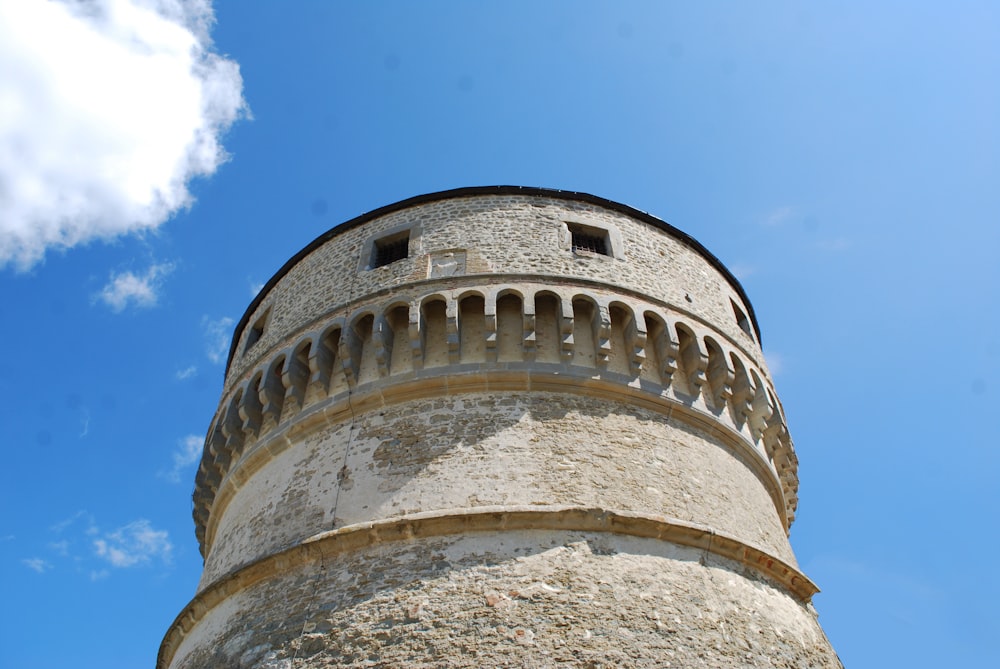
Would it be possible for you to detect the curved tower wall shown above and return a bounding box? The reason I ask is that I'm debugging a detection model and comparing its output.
[161,187,839,668]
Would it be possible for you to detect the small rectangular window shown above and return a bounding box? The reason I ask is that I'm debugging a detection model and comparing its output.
[569,223,609,256]
[731,300,753,338]
[371,231,409,268]
[244,308,271,354]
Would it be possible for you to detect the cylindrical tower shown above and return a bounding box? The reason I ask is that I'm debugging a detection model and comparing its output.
[160,187,840,668]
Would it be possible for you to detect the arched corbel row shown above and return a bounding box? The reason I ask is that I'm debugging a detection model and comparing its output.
[207,285,793,470]
[210,285,794,464]
[194,282,800,554]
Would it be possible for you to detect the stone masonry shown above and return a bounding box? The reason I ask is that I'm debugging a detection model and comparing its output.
[159,186,841,668]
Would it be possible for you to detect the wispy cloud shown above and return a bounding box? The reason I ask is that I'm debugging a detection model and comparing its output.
[764,350,784,376]
[175,365,198,380]
[729,263,755,281]
[79,408,90,438]
[816,237,851,252]
[0,0,248,270]
[95,262,174,312]
[51,510,97,535]
[761,205,795,227]
[159,434,203,483]
[22,557,52,574]
[49,540,70,557]
[93,519,172,568]
[203,315,234,364]
[249,280,265,297]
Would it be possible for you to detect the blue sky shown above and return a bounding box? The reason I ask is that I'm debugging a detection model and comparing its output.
[1,2,997,667]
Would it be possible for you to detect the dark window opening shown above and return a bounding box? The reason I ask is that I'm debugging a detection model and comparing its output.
[569,224,610,256]
[244,308,271,354]
[731,300,753,338]
[372,232,410,268]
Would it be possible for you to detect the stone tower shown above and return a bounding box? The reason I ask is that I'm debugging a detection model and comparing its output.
[159,187,840,668]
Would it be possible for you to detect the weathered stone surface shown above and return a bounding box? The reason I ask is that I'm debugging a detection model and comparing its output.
[161,188,838,668]
[171,532,839,669]
[201,392,793,587]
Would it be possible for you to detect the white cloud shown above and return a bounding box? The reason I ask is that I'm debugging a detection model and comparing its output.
[22,557,52,573]
[93,519,172,568]
[249,280,265,298]
[175,365,198,380]
[160,434,203,483]
[95,261,174,311]
[0,0,247,270]
[203,315,234,363]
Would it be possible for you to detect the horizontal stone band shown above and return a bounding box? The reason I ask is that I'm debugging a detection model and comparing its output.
[159,505,818,669]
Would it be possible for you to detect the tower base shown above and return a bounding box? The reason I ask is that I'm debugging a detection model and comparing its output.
[164,529,841,668]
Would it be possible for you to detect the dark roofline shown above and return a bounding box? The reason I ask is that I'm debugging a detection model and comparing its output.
[226,186,761,370]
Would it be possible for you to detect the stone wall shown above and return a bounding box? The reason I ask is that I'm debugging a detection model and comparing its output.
[200,392,794,587]
[167,531,839,669]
